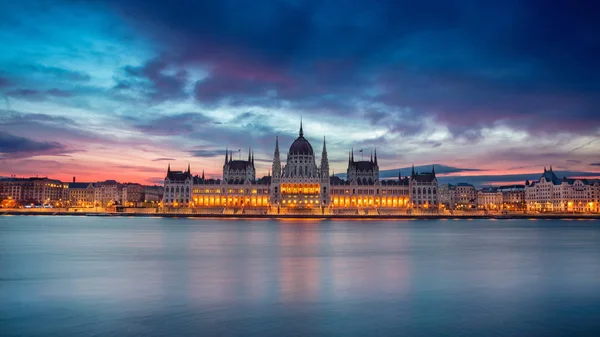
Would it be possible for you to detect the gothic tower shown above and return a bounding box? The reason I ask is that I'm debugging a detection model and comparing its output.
[320,136,331,206]
[270,136,282,205]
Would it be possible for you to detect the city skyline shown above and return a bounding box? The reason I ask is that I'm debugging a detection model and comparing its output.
[1,0,599,185]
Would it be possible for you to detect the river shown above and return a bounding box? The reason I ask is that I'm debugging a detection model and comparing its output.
[1,216,599,336]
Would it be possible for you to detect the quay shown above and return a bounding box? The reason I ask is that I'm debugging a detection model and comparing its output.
[1,208,599,220]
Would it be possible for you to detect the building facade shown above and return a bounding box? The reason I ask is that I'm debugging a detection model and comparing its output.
[162,122,425,211]
[68,182,95,207]
[478,187,503,210]
[497,185,525,211]
[93,180,122,206]
[525,167,599,212]
[409,166,439,209]
[0,177,67,205]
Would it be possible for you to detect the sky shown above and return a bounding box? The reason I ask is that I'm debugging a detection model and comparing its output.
[0,0,599,186]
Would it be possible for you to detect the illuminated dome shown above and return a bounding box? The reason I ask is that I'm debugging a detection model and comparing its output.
[288,120,314,155]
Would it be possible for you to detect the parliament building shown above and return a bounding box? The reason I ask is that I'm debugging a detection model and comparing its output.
[162,121,438,213]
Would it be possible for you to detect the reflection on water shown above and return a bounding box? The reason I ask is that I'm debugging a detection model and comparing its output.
[1,216,600,336]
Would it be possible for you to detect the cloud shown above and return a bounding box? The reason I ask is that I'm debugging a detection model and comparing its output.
[438,170,600,187]
[22,65,91,82]
[100,0,600,136]
[0,76,10,88]
[152,157,176,162]
[6,88,73,100]
[591,163,600,166]
[0,131,72,158]
[115,57,189,102]
[129,112,212,136]
[189,149,228,158]
[380,164,482,178]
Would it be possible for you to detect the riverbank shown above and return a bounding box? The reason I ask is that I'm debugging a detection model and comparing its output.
[1,209,599,220]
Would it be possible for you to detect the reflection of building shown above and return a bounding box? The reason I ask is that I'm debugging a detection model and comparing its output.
[478,187,503,210]
[525,167,600,212]
[162,121,424,210]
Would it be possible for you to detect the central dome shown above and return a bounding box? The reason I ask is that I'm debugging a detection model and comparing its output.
[289,136,314,155]
[288,119,314,155]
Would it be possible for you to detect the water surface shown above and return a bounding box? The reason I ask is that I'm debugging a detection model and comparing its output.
[1,216,600,336]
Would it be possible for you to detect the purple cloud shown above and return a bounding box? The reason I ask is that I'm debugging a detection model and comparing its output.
[0,131,73,159]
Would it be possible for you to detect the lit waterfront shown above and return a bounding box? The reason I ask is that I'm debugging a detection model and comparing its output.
[2,216,600,336]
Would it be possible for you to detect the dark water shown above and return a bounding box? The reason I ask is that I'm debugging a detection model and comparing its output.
[1,216,600,336]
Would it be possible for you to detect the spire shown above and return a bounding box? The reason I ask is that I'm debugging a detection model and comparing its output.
[432,165,435,175]
[544,166,547,172]
[225,146,228,165]
[272,136,281,179]
[167,163,171,173]
[252,150,255,166]
[187,162,191,174]
[351,147,354,162]
[202,170,205,180]
[321,136,329,179]
[374,148,378,166]
[299,117,304,137]
[412,164,415,176]
[550,165,552,171]
[248,147,251,162]
[398,170,401,180]
[229,150,232,162]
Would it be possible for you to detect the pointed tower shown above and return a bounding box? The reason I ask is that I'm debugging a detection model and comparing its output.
[202,170,205,180]
[320,136,331,206]
[412,164,415,176]
[374,148,378,166]
[167,163,171,174]
[187,162,191,175]
[271,136,282,206]
[432,165,435,176]
[248,147,251,162]
[299,117,304,137]
[224,146,228,166]
[321,136,329,179]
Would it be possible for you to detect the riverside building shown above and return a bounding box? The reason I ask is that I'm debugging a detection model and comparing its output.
[525,167,600,212]
[162,121,435,212]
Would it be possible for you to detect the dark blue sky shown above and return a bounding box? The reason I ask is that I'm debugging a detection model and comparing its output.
[0,0,599,183]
